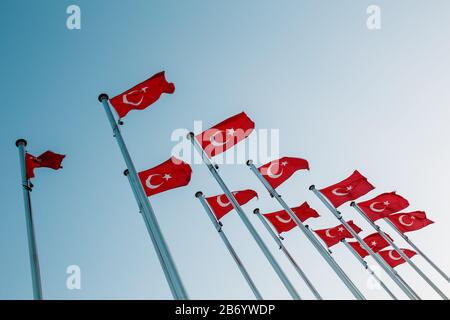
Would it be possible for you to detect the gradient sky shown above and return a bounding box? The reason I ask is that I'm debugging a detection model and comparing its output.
[1,0,449,300]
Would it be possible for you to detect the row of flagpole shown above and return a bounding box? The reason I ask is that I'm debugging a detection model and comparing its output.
[15,70,448,300]
[187,133,302,300]
[350,202,448,299]
[309,186,421,300]
[246,161,367,300]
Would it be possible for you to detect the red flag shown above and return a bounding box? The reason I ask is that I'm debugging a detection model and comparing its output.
[26,151,65,179]
[348,232,393,258]
[205,189,258,220]
[386,211,434,233]
[263,202,320,234]
[319,170,375,208]
[258,157,310,189]
[109,71,175,118]
[378,249,416,268]
[357,192,409,221]
[196,112,255,157]
[315,220,362,248]
[138,157,192,197]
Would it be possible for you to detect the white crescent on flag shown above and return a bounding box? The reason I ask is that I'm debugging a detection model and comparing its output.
[399,215,414,227]
[325,229,336,238]
[146,174,164,189]
[388,250,402,261]
[266,163,283,179]
[331,187,350,196]
[369,202,386,213]
[123,87,148,106]
[210,129,234,147]
[275,215,292,224]
[216,194,231,207]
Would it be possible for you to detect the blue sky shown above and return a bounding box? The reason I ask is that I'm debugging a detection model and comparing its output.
[0,0,449,299]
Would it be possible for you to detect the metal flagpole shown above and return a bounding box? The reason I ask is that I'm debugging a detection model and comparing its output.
[98,94,187,300]
[187,133,301,300]
[247,161,366,300]
[383,218,449,283]
[15,139,43,300]
[351,202,448,300]
[196,192,263,300]
[309,185,420,300]
[253,209,322,300]
[341,239,397,300]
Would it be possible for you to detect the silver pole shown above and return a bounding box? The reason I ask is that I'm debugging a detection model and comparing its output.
[309,185,420,300]
[351,203,448,300]
[253,209,322,300]
[383,218,449,283]
[247,161,366,300]
[341,239,397,300]
[15,139,43,300]
[98,94,187,300]
[187,133,301,300]
[196,192,263,300]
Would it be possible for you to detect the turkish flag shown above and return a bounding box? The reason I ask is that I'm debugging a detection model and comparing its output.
[357,192,409,221]
[258,157,309,189]
[263,202,319,234]
[26,151,65,179]
[196,112,255,157]
[378,249,416,268]
[110,71,175,118]
[138,157,192,197]
[348,232,393,258]
[205,189,258,220]
[386,211,434,233]
[315,220,362,248]
[319,170,375,208]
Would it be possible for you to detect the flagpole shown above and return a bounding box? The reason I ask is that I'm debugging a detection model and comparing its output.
[196,192,263,300]
[383,218,449,283]
[351,202,448,300]
[187,133,301,300]
[341,239,397,300]
[247,161,366,300]
[98,94,187,300]
[253,209,322,300]
[309,185,420,300]
[15,139,43,300]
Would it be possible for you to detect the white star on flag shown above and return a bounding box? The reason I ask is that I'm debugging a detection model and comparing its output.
[226,128,235,136]
[163,174,172,181]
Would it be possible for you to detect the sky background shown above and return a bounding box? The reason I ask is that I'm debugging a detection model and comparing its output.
[1,0,449,300]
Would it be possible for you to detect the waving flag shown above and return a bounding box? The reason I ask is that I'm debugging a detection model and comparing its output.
[263,202,319,234]
[315,220,362,248]
[387,211,434,233]
[206,189,258,220]
[357,192,409,221]
[26,151,65,179]
[138,157,192,197]
[196,112,255,157]
[258,157,309,189]
[378,249,416,268]
[319,170,374,208]
[348,232,393,258]
[110,71,175,118]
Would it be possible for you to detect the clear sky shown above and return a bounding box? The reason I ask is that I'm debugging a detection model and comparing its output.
[1,0,449,299]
